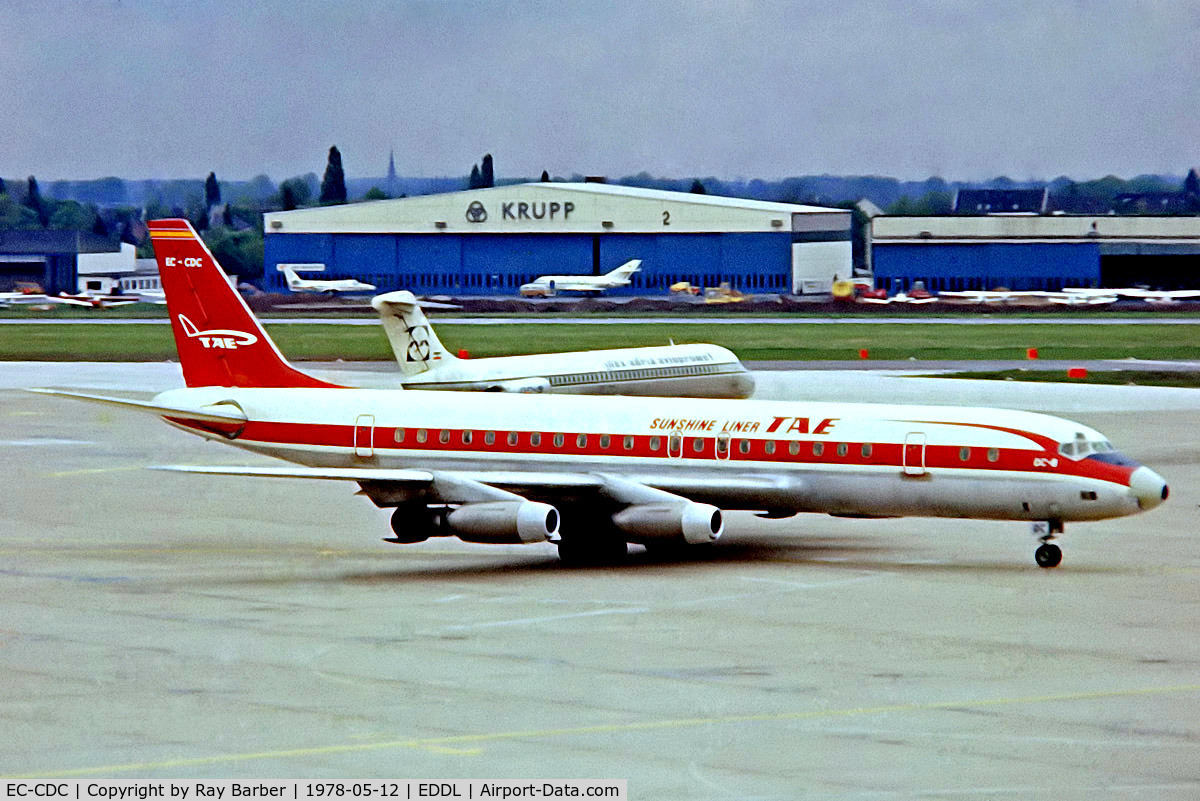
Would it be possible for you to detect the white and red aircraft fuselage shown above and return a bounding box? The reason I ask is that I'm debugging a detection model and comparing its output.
[36,220,1169,567]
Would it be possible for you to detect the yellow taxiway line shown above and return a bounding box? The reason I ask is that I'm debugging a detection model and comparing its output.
[5,682,1200,779]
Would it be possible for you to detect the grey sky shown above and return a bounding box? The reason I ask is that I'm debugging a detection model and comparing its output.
[3,0,1197,182]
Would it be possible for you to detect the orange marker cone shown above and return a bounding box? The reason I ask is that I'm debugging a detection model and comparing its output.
[858,349,870,359]
[1067,367,1087,379]
[458,349,470,359]
[1026,348,1039,359]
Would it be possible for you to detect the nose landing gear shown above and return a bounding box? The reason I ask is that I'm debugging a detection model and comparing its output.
[1032,519,1064,568]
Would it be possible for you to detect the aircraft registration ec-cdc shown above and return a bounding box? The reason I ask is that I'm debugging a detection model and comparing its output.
[34,220,1169,568]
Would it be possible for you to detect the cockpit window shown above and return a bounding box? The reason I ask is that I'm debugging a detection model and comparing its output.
[1058,433,1118,461]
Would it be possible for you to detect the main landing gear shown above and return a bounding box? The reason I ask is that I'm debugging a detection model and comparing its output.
[1032,519,1064,569]
[557,533,628,567]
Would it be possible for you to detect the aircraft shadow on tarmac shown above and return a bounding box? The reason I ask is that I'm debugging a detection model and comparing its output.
[207,533,1112,586]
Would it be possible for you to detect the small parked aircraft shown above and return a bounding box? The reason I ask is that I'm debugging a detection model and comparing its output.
[519,260,640,297]
[279,263,376,294]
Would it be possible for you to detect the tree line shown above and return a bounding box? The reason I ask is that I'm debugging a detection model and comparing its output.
[4,145,1197,283]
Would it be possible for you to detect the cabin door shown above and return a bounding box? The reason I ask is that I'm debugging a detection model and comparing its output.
[716,432,731,461]
[903,432,926,476]
[668,430,683,459]
[354,414,375,458]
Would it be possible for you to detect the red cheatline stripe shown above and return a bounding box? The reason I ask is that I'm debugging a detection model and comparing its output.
[168,419,1137,487]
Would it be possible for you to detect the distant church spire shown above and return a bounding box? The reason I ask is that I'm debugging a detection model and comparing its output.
[386,149,398,197]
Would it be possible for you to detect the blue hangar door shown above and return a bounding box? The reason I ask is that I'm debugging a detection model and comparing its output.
[460,235,593,295]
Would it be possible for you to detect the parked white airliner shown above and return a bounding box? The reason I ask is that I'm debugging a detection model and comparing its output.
[279,263,376,294]
[519,260,640,297]
[34,221,1169,567]
[372,290,753,397]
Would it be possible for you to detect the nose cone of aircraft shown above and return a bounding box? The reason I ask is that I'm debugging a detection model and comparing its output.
[1129,466,1169,510]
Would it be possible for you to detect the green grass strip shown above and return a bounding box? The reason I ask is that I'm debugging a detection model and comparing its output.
[2,322,1200,362]
[933,370,1200,389]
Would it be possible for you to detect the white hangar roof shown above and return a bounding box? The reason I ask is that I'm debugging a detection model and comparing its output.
[264,182,850,236]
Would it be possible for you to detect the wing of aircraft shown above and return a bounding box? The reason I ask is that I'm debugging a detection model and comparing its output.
[939,290,1117,307]
[55,292,142,308]
[1067,288,1200,303]
[0,291,139,308]
[0,292,55,306]
[858,292,939,305]
[32,219,1169,570]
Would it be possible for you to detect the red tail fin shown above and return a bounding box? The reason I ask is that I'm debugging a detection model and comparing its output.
[148,219,338,388]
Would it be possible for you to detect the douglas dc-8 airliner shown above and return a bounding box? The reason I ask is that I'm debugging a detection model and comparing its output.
[34,220,1168,567]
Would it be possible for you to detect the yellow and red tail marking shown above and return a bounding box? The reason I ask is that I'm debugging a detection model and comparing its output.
[148,219,340,389]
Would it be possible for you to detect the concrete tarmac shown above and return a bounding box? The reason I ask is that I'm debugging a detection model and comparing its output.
[2,364,1199,796]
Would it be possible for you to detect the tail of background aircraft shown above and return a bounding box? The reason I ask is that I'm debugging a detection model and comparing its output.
[280,266,305,291]
[371,291,458,376]
[604,259,641,282]
[147,219,338,388]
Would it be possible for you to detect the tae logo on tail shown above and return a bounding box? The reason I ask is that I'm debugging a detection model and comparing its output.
[178,315,258,349]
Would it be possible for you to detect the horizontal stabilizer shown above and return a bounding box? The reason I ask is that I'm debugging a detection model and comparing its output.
[28,388,248,424]
[371,291,461,312]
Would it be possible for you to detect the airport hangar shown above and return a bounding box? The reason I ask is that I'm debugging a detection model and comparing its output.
[0,230,122,294]
[260,183,853,296]
[869,214,1200,293]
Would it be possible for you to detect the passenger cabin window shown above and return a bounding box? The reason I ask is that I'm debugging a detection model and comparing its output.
[836,443,848,457]
[692,437,704,453]
[600,434,611,449]
[739,440,750,454]
[577,433,587,448]
[717,435,729,455]
[394,428,405,443]
[485,431,495,445]
[650,436,661,451]
[624,436,634,450]
[531,433,542,447]
[987,447,999,462]
[553,433,564,447]
[439,430,450,444]
[788,441,800,456]
[812,442,824,456]
[507,432,518,446]
[765,441,776,455]
[416,429,428,443]
[959,447,971,461]
[462,430,473,444]
[861,443,872,458]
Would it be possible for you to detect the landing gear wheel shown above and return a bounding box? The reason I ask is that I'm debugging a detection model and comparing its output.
[1034,542,1062,569]
[557,536,628,567]
[643,540,711,561]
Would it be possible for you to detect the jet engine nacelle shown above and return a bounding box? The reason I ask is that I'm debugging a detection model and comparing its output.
[445,501,560,544]
[611,502,724,545]
[483,377,551,393]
